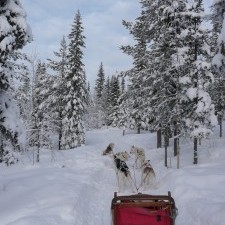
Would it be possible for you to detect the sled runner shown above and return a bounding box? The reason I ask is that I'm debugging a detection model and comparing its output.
[111,192,177,225]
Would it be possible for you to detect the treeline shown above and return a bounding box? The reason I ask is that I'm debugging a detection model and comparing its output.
[0,3,88,164]
[90,0,225,165]
[1,0,225,166]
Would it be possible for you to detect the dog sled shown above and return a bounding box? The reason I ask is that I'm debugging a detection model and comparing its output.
[111,192,177,225]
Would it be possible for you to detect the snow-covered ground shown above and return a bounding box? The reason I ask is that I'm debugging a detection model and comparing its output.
[0,126,225,225]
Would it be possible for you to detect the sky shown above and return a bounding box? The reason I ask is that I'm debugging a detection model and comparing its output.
[20,0,140,87]
[20,0,212,87]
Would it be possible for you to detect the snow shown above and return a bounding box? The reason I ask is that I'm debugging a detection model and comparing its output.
[0,92,26,146]
[0,126,225,225]
[0,0,32,53]
[186,87,197,100]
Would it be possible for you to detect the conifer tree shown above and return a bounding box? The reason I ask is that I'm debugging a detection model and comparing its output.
[0,0,32,164]
[181,0,216,164]
[121,76,125,94]
[14,62,31,127]
[211,0,225,137]
[109,75,121,126]
[95,62,105,100]
[29,62,53,161]
[61,10,86,149]
[48,36,68,149]
[121,0,216,165]
[148,0,189,151]
[101,76,111,126]
[120,1,150,133]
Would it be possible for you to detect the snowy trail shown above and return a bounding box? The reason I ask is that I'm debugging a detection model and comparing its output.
[0,127,225,225]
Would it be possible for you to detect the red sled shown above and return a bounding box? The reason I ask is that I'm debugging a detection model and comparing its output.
[111,192,178,225]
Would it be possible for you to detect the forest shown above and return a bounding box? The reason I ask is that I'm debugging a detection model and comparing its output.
[0,0,225,167]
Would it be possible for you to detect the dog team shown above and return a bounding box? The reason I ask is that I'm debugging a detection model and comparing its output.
[102,143,156,192]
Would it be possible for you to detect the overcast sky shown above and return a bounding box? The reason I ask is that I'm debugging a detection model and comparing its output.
[20,0,140,87]
[20,0,211,87]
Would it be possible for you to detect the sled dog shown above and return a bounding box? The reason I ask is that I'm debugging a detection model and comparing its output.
[130,145,146,169]
[113,155,134,192]
[114,151,130,161]
[140,160,156,190]
[102,143,114,155]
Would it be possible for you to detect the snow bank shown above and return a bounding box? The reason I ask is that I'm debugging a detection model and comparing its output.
[0,127,225,225]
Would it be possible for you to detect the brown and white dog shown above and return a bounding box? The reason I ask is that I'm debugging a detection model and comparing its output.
[140,160,156,190]
[102,143,114,155]
[130,145,146,169]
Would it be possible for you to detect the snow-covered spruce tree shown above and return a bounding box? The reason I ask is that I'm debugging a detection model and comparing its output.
[211,0,225,34]
[84,99,105,129]
[121,76,125,94]
[92,62,106,126]
[109,75,121,126]
[47,36,68,150]
[181,0,217,164]
[0,0,32,164]
[61,11,87,149]
[120,0,187,141]
[95,62,105,100]
[146,0,196,154]
[120,1,150,134]
[115,81,138,133]
[101,76,112,126]
[142,0,181,147]
[29,62,53,162]
[14,58,32,128]
[210,0,225,137]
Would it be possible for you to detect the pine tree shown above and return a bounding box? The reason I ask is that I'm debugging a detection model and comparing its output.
[120,0,216,165]
[121,76,125,94]
[211,0,225,137]
[109,75,121,126]
[181,0,216,164]
[95,62,105,100]
[48,36,68,149]
[29,62,53,161]
[61,10,86,149]
[92,62,106,126]
[0,0,32,164]
[148,0,189,151]
[100,76,111,126]
[120,1,150,133]
[14,62,32,127]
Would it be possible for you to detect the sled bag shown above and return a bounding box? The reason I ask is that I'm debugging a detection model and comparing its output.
[114,206,172,225]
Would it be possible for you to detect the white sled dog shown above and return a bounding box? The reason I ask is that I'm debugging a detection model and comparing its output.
[130,145,146,169]
[114,151,130,161]
[102,143,114,155]
[113,155,135,192]
[140,160,156,190]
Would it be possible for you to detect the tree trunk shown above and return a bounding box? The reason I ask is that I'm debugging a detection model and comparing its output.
[137,124,141,134]
[36,146,40,163]
[157,126,162,148]
[177,138,180,169]
[58,128,62,150]
[122,126,125,136]
[174,124,178,156]
[58,109,63,150]
[164,129,169,167]
[165,145,168,167]
[36,121,40,163]
[193,138,198,164]
[36,131,40,163]
[219,114,223,138]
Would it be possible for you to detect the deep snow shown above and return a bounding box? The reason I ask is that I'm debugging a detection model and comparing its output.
[0,126,225,225]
